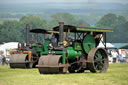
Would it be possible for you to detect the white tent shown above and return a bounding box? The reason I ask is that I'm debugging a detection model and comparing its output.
[0,42,18,56]
[98,42,115,48]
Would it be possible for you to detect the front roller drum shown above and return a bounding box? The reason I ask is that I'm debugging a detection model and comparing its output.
[87,48,108,73]
[9,54,33,68]
[37,55,67,74]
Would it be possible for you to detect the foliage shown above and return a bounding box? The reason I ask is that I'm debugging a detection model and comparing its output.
[0,20,22,42]
[48,13,90,29]
[0,12,128,43]
[50,13,76,26]
[95,13,128,43]
[20,16,47,29]
[19,16,47,42]
[96,13,117,27]
[0,13,90,43]
[0,16,47,43]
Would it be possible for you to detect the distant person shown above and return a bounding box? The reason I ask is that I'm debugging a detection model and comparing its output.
[0,52,2,65]
[112,50,118,58]
[51,35,57,47]
[54,33,59,43]
[111,50,119,63]
[118,54,125,63]
[1,51,6,65]
[93,32,100,47]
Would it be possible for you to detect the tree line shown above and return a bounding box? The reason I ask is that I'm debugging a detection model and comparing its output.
[0,13,128,43]
[96,13,128,43]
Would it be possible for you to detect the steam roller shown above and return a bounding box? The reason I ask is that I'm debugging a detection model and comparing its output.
[9,24,51,68]
[36,22,113,74]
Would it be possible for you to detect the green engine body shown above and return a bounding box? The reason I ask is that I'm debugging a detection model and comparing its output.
[67,47,82,60]
[32,39,50,56]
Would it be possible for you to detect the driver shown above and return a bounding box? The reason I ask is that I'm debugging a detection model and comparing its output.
[51,35,57,47]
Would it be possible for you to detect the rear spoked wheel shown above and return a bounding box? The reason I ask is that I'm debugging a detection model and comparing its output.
[88,48,108,73]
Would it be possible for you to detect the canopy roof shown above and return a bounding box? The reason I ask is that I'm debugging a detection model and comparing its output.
[30,29,50,34]
[77,26,113,32]
[53,25,76,32]
[53,25,113,33]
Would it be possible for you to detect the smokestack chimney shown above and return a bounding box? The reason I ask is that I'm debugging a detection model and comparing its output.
[26,24,30,47]
[59,22,64,47]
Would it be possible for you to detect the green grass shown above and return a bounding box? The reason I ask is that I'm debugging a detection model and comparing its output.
[0,64,128,85]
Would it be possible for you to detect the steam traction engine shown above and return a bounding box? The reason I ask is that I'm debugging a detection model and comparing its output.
[37,22,113,74]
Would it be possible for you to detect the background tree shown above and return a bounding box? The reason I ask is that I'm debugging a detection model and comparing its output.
[95,13,128,43]
[19,16,48,42]
[96,13,117,27]
[0,20,21,42]
[75,19,90,26]
[1,13,127,43]
[48,13,90,29]
[19,16,47,30]
[0,16,47,43]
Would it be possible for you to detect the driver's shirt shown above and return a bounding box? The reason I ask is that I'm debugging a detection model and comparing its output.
[51,38,57,43]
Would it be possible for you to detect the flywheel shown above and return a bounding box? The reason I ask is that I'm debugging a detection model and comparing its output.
[83,34,96,54]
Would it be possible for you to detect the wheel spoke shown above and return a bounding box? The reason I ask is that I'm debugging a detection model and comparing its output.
[95,64,99,69]
[94,56,99,63]
[95,51,104,71]
[97,63,103,70]
[99,65,103,70]
[95,53,101,60]
[95,60,104,70]
[101,59,105,62]
[99,62,104,67]
[94,60,98,63]
[95,54,99,59]
[95,54,101,60]
[98,51,103,59]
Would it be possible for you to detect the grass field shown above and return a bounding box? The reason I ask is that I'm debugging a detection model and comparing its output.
[0,64,128,85]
